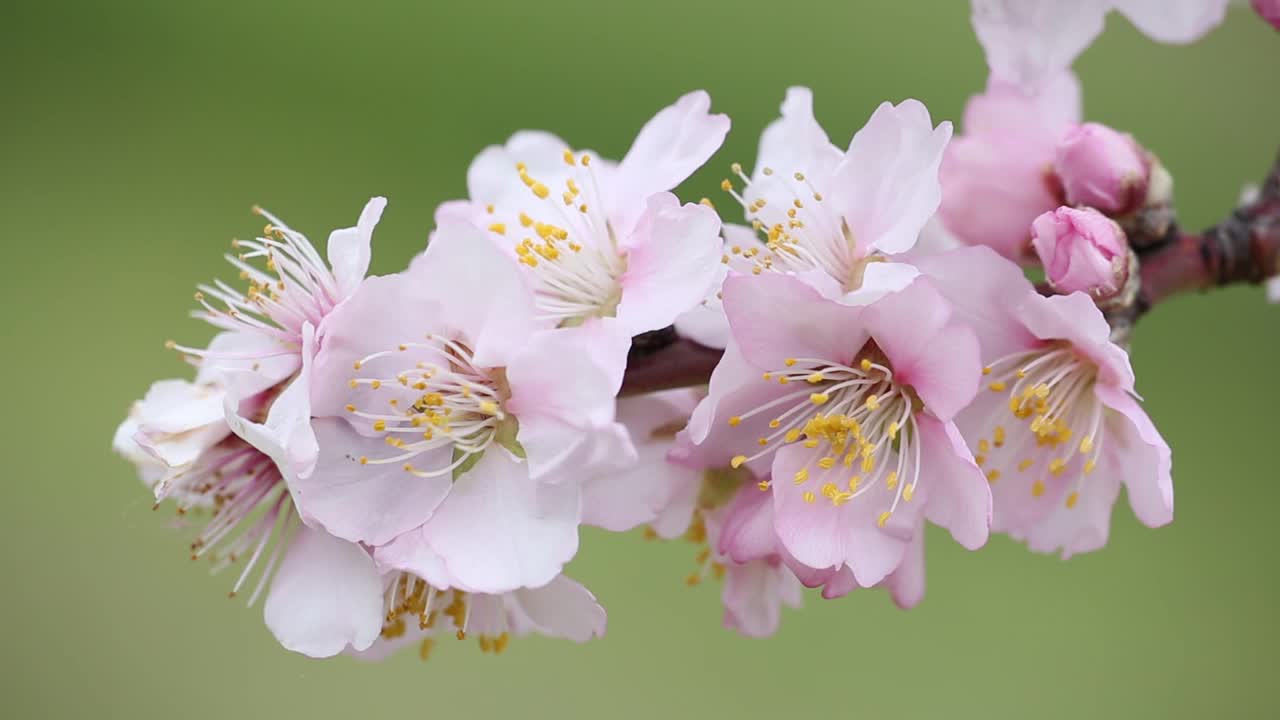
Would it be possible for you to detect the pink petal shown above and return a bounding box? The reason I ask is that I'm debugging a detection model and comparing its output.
[721,560,802,638]
[756,87,843,182]
[912,246,1041,361]
[512,575,607,642]
[718,482,780,564]
[610,90,730,234]
[884,527,927,609]
[916,415,992,551]
[1095,384,1173,528]
[1016,292,1135,391]
[196,331,300,398]
[292,417,452,544]
[722,272,870,371]
[615,193,723,336]
[264,526,383,658]
[830,99,952,256]
[864,278,981,421]
[326,197,385,300]
[971,0,1109,92]
[409,449,581,594]
[1112,0,1228,43]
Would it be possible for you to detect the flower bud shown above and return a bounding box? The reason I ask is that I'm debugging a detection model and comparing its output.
[1053,123,1149,215]
[1031,207,1129,298]
[1254,0,1280,31]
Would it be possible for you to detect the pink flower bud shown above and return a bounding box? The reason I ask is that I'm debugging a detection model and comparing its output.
[1031,207,1129,298]
[1053,123,1149,214]
[1254,0,1280,30]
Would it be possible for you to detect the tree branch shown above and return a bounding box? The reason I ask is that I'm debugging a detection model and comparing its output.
[622,149,1280,396]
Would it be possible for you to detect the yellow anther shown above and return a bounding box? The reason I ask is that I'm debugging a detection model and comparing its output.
[720,179,733,192]
[518,212,533,227]
[1083,460,1097,474]
[864,395,880,411]
[359,456,369,465]
[806,372,825,384]
[1031,480,1046,497]
[344,404,356,413]
[581,154,591,165]
[993,426,1007,447]
[784,429,801,443]
[563,149,576,165]
[986,469,1001,483]
[885,471,898,490]
[817,456,836,470]
[757,437,768,446]
[1048,458,1067,476]
[810,393,830,405]
[1065,491,1080,509]
[877,511,892,528]
[758,480,771,491]
[728,416,742,427]
[353,360,363,370]
[373,420,387,432]
[975,454,986,466]
[803,491,816,504]
[370,380,382,390]
[888,422,899,440]
[488,223,506,235]
[903,483,916,502]
[1079,437,1094,454]
[848,476,861,491]
[794,468,809,483]
[784,358,797,367]
[730,162,743,174]
[989,382,1007,392]
[479,401,499,415]
[978,439,991,454]
[803,439,819,449]
[768,419,781,429]
[861,359,873,372]
[730,455,747,469]
[982,366,992,375]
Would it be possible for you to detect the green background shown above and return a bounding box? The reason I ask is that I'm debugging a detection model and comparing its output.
[3,1,1277,717]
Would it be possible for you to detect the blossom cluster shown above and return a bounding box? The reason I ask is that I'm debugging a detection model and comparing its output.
[114,0,1245,661]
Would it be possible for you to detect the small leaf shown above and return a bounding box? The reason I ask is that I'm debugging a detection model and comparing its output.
[453,447,485,481]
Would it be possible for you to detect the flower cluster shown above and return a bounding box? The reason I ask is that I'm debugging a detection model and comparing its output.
[115,0,1246,661]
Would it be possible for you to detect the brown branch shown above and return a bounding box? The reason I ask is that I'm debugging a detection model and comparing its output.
[622,150,1280,396]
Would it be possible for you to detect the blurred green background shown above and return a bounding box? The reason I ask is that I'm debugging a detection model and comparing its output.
[3,1,1277,717]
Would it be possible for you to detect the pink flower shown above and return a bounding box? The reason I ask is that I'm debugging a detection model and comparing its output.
[355,571,605,662]
[113,375,387,659]
[681,273,991,589]
[915,247,1174,558]
[1054,123,1150,214]
[1031,207,1129,298]
[290,218,633,595]
[441,91,726,339]
[1256,0,1280,30]
[716,88,951,302]
[938,72,1079,263]
[971,0,1229,93]
[170,198,387,401]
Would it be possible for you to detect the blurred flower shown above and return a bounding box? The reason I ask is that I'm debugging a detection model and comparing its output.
[916,247,1174,558]
[680,273,990,590]
[1031,207,1130,298]
[358,572,605,662]
[1054,123,1150,214]
[439,91,726,341]
[938,72,1079,263]
[971,0,1229,93]
[290,220,633,595]
[1253,0,1280,29]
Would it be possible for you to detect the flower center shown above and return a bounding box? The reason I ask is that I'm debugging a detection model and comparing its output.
[380,572,511,660]
[486,151,626,326]
[344,334,510,478]
[720,163,864,288]
[726,352,920,527]
[978,343,1103,507]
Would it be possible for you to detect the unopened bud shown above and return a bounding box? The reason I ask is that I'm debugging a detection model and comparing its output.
[1254,0,1280,31]
[1053,123,1149,215]
[1031,207,1129,299]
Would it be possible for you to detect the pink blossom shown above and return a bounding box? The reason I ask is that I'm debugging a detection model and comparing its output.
[715,88,951,303]
[681,273,991,589]
[1031,207,1129,298]
[938,72,1079,263]
[1256,0,1280,30]
[114,374,386,658]
[971,0,1229,93]
[355,572,605,662]
[442,91,726,339]
[290,218,633,595]
[1054,123,1149,214]
[915,247,1173,558]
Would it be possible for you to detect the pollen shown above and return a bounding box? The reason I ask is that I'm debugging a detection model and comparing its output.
[803,491,816,504]
[986,469,1001,483]
[810,393,830,405]
[1031,480,1046,497]
[794,468,809,483]
[728,416,742,427]
[1065,491,1080,509]
[730,455,747,469]
[877,511,892,528]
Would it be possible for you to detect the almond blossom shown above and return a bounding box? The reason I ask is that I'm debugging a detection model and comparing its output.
[971,0,1229,94]
[290,216,632,595]
[438,91,726,340]
[915,247,1173,557]
[681,273,990,589]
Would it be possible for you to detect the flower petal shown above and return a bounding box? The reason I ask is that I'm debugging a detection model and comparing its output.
[512,575,607,642]
[264,525,383,658]
[971,0,1108,92]
[327,197,386,300]
[1112,0,1228,43]
[1095,384,1173,528]
[916,415,991,551]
